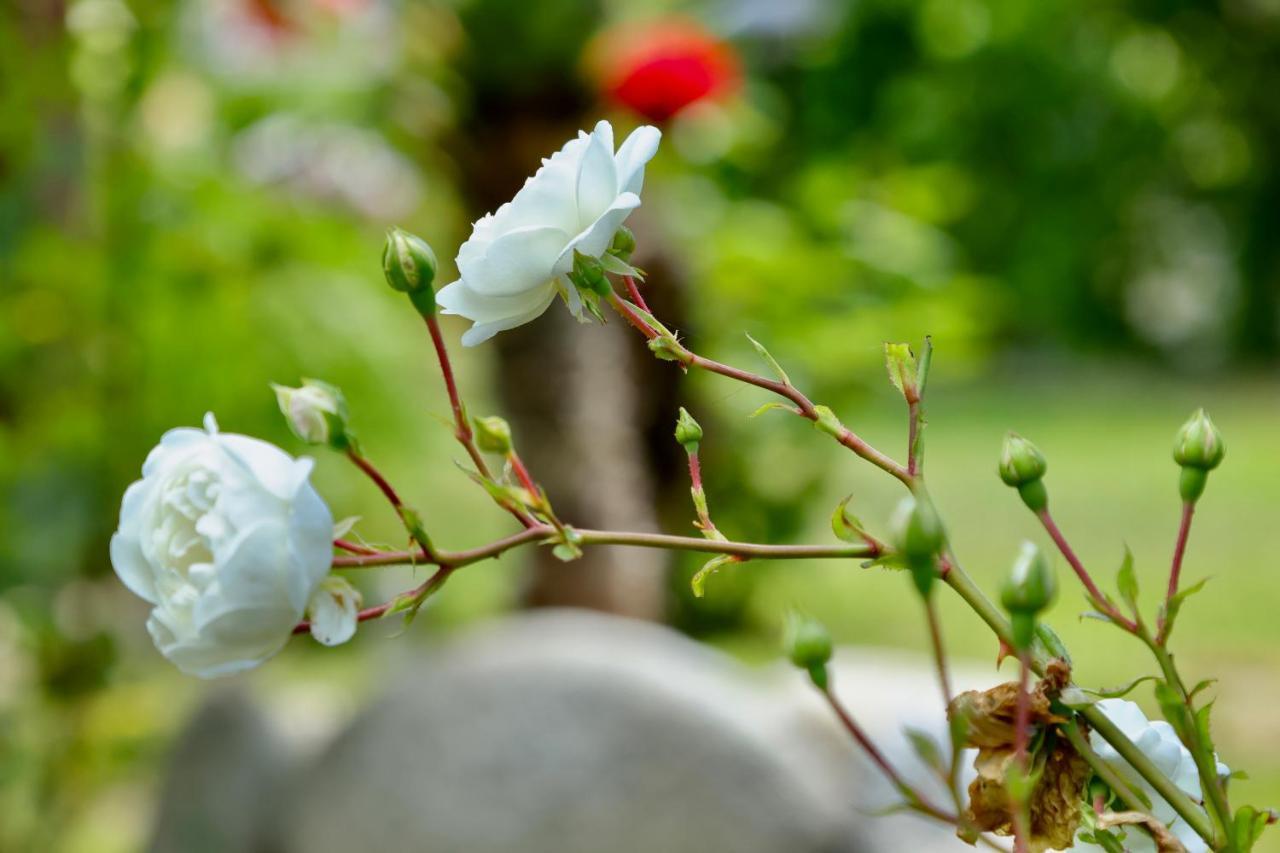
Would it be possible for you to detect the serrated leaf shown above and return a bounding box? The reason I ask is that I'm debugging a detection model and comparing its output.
[1086,675,1159,700]
[1160,577,1210,638]
[749,401,800,418]
[1233,805,1274,851]
[745,333,791,386]
[691,554,740,598]
[883,342,918,400]
[1154,680,1193,741]
[1195,701,1216,756]
[904,727,946,774]
[332,516,361,540]
[1116,546,1138,612]
[830,495,866,544]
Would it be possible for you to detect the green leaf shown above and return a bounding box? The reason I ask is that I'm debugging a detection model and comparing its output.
[1160,577,1210,638]
[830,495,866,544]
[1188,678,1217,702]
[691,554,740,598]
[883,342,918,400]
[745,333,791,386]
[332,516,361,540]
[1085,675,1159,699]
[598,252,640,277]
[1233,805,1276,851]
[1154,680,1193,741]
[1116,546,1138,612]
[1229,770,1251,781]
[749,401,800,418]
[552,542,582,562]
[1035,623,1072,665]
[904,727,946,774]
[1077,829,1127,853]
[1195,700,1217,756]
[624,301,674,337]
[861,554,908,571]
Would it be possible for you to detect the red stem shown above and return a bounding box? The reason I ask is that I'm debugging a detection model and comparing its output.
[623,274,651,314]
[687,450,704,494]
[423,312,536,529]
[605,291,912,486]
[294,565,454,635]
[334,538,379,555]
[924,597,953,705]
[1159,501,1195,643]
[907,400,920,477]
[507,450,539,496]
[1037,509,1138,633]
[347,448,405,511]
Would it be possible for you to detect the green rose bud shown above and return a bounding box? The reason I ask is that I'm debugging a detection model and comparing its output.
[999,433,1047,487]
[783,612,833,689]
[570,251,610,296]
[1173,410,1224,503]
[1000,541,1056,649]
[272,378,351,450]
[674,407,703,450]
[890,495,945,597]
[473,415,513,455]
[382,228,438,314]
[609,225,637,261]
[998,433,1049,513]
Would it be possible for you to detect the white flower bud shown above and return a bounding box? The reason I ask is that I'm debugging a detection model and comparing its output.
[273,379,349,448]
[306,576,362,647]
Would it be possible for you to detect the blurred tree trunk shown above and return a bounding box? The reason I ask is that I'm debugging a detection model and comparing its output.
[449,8,685,620]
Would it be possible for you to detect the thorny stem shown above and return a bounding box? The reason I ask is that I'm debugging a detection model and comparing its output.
[294,564,454,636]
[334,538,378,555]
[1036,509,1139,634]
[1158,501,1196,644]
[423,312,537,529]
[605,291,913,487]
[622,274,651,314]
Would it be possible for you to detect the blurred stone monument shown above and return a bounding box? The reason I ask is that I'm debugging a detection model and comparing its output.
[149,610,998,853]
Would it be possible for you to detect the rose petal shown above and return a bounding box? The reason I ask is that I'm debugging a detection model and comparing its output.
[307,576,361,646]
[457,225,570,297]
[575,124,619,227]
[555,192,642,274]
[614,124,661,195]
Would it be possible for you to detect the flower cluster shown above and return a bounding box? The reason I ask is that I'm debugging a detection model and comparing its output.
[108,117,1262,853]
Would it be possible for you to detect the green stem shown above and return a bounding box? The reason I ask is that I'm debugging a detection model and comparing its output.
[1059,720,1153,821]
[1145,634,1234,849]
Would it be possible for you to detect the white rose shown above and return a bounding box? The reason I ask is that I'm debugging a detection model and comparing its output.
[109,413,335,678]
[1078,698,1229,853]
[436,119,661,346]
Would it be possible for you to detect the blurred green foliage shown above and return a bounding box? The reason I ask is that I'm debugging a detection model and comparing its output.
[2,0,1279,849]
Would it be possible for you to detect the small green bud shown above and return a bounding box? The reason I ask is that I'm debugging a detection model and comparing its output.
[783,612,833,688]
[473,415,513,455]
[999,433,1047,488]
[890,495,945,562]
[1001,541,1056,649]
[383,228,438,310]
[674,407,703,450]
[890,495,945,597]
[1173,409,1224,472]
[609,225,636,261]
[1015,478,1049,514]
[272,379,350,449]
[569,252,610,296]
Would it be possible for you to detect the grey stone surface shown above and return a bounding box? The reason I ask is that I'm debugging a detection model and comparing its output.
[148,688,289,853]
[150,610,1007,852]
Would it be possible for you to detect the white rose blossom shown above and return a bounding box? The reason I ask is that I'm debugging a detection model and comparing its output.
[436,119,661,346]
[1078,698,1229,853]
[110,413,344,677]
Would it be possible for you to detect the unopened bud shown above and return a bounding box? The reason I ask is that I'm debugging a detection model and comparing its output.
[890,495,945,597]
[473,415,513,455]
[609,225,636,261]
[1001,541,1056,649]
[674,407,703,450]
[999,433,1047,487]
[1173,409,1224,471]
[783,612,833,688]
[570,252,610,296]
[382,228,438,314]
[272,379,350,449]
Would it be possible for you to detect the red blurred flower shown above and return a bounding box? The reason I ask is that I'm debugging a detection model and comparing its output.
[590,19,741,123]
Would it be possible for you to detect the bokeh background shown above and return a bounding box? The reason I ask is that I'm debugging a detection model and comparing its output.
[3,0,1279,849]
